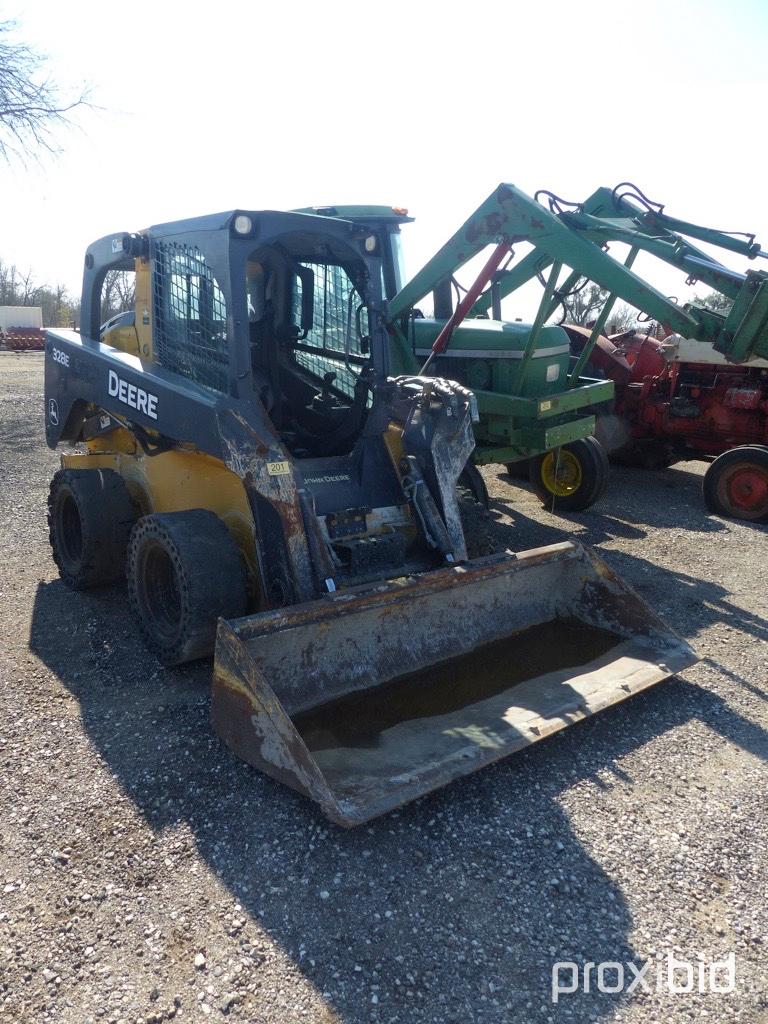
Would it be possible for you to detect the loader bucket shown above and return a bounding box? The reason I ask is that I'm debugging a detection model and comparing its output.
[211,542,696,826]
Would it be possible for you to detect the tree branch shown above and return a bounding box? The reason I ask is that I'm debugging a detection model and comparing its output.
[0,19,91,163]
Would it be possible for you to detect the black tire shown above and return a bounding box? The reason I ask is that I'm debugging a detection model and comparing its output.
[609,439,678,470]
[48,468,136,589]
[503,459,530,480]
[528,436,610,512]
[456,465,497,558]
[458,461,489,509]
[703,446,768,522]
[126,510,248,665]
[457,492,497,558]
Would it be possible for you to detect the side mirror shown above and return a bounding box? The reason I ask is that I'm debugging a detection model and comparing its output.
[296,265,314,338]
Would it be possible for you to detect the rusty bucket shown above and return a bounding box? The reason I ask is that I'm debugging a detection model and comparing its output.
[211,541,696,826]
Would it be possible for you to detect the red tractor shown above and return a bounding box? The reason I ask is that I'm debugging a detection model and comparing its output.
[565,324,768,522]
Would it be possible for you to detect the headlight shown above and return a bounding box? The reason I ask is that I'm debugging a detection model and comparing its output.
[233,214,253,235]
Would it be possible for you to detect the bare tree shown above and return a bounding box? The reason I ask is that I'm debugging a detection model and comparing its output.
[0,19,89,162]
[0,257,79,326]
[17,266,36,304]
[560,280,637,334]
[100,270,136,322]
[0,260,21,304]
[44,282,72,327]
[690,289,732,314]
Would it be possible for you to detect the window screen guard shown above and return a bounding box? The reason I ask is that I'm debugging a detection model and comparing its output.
[290,262,369,397]
[152,242,229,393]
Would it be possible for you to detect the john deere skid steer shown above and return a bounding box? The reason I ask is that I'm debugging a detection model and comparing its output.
[44,207,695,825]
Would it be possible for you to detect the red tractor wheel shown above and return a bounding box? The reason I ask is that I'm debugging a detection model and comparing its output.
[703,446,768,522]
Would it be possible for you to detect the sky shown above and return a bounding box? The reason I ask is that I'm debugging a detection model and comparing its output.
[2,0,768,321]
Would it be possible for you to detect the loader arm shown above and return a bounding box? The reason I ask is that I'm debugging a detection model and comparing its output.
[389,184,701,334]
[386,184,706,400]
[465,183,768,365]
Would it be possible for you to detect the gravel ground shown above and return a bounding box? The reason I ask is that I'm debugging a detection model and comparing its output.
[1,351,766,1024]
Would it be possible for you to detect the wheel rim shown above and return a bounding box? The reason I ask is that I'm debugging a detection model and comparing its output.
[540,450,583,497]
[58,493,83,566]
[138,540,183,642]
[721,463,768,516]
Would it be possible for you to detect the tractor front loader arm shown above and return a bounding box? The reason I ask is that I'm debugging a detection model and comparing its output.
[389,184,701,337]
[458,182,768,365]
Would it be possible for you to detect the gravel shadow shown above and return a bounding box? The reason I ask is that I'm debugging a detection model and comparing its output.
[485,506,768,648]
[27,575,768,1023]
[497,460,767,536]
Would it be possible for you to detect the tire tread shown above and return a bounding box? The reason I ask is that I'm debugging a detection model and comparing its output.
[48,468,136,589]
[126,509,248,665]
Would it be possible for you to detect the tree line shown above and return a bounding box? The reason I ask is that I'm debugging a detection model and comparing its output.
[558,281,731,333]
[1,17,92,330]
[0,261,137,329]
[0,259,79,327]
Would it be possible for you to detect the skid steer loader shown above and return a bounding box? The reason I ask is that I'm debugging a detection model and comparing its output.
[44,207,696,826]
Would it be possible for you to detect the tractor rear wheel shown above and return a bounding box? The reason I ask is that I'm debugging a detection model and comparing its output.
[127,510,248,665]
[703,445,768,522]
[48,468,136,589]
[528,437,609,512]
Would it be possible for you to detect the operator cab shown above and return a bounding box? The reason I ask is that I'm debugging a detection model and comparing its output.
[244,229,377,457]
[93,211,392,462]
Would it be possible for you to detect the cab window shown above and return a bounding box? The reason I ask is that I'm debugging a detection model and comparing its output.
[289,262,369,396]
